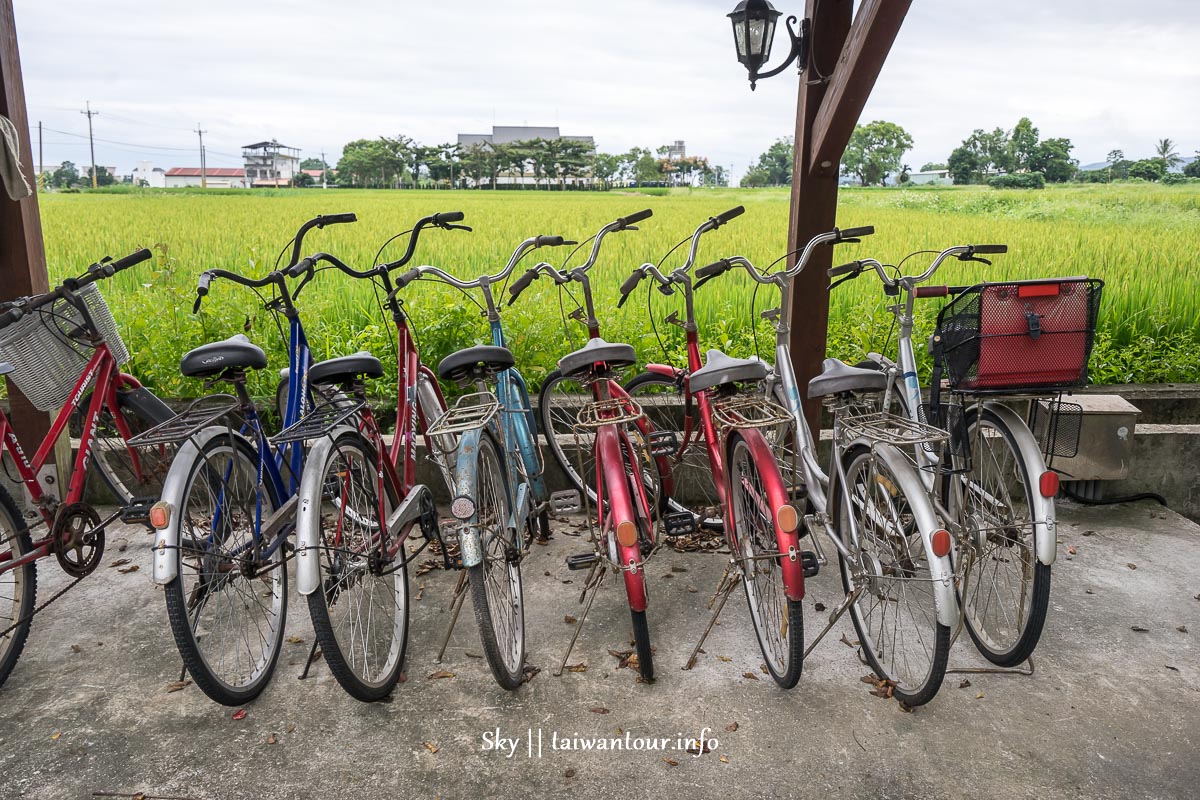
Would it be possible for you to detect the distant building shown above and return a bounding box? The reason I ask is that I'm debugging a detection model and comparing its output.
[904,169,952,186]
[666,140,686,160]
[242,140,299,187]
[456,125,596,186]
[132,161,166,188]
[164,167,247,189]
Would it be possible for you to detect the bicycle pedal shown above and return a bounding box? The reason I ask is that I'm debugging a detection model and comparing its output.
[801,550,819,578]
[550,489,582,514]
[119,496,158,526]
[648,430,679,457]
[662,511,698,537]
[566,552,600,570]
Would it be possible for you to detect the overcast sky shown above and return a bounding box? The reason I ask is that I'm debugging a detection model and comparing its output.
[14,0,1200,178]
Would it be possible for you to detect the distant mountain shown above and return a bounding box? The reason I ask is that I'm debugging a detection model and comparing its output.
[1079,156,1195,173]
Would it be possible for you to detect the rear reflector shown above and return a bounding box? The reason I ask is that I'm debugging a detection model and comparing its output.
[451,495,476,520]
[776,504,799,533]
[149,501,171,530]
[616,520,638,547]
[931,529,952,558]
[1039,471,1060,498]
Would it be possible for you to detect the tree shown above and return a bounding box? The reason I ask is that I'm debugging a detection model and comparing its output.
[624,147,662,185]
[1128,158,1165,181]
[897,163,911,184]
[920,162,946,171]
[1155,138,1182,171]
[336,138,406,187]
[293,171,315,188]
[947,145,982,184]
[840,121,913,186]
[87,165,116,187]
[1010,117,1040,171]
[741,137,793,187]
[592,152,622,188]
[299,157,327,171]
[51,161,79,188]
[1106,149,1127,181]
[982,127,1015,174]
[1029,137,1076,182]
[1184,152,1200,178]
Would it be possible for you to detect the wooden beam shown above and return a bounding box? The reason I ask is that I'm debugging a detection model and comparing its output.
[808,0,913,175]
[786,0,852,433]
[0,0,52,447]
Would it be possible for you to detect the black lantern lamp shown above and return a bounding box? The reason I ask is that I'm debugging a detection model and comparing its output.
[727,0,810,90]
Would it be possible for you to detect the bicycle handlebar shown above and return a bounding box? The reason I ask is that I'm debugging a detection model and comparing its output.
[0,248,154,328]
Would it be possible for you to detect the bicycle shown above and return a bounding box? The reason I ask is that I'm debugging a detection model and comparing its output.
[396,232,573,689]
[827,246,1102,667]
[283,211,469,700]
[0,248,175,690]
[617,208,808,689]
[140,213,355,705]
[509,209,667,682]
[666,225,959,704]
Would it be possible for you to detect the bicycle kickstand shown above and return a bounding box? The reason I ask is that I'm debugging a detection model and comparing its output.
[299,640,322,680]
[683,561,740,671]
[803,585,862,660]
[554,560,605,677]
[436,570,470,663]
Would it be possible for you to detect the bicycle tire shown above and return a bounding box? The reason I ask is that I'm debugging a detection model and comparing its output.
[0,486,36,690]
[950,406,1051,667]
[537,369,597,505]
[467,432,525,690]
[163,432,286,706]
[727,431,803,689]
[834,443,950,707]
[631,609,654,683]
[74,386,175,505]
[305,431,409,701]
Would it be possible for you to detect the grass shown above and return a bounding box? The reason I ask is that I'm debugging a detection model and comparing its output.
[24,182,1200,402]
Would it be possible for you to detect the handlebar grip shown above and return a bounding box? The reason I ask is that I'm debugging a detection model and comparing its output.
[617,270,645,308]
[319,213,357,227]
[619,209,653,228]
[535,235,567,247]
[914,285,950,298]
[695,259,730,280]
[508,268,539,305]
[287,256,315,279]
[838,226,875,239]
[434,211,465,224]
[971,244,1007,254]
[108,248,153,274]
[193,272,213,314]
[395,267,422,288]
[715,206,745,225]
[828,261,863,278]
[0,308,23,328]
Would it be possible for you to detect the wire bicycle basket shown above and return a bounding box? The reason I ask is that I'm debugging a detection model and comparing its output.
[933,277,1103,394]
[0,283,129,411]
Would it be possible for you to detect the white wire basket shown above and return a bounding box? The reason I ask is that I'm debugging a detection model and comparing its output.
[0,283,129,411]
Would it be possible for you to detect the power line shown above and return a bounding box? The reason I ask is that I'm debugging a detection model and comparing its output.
[196,123,207,188]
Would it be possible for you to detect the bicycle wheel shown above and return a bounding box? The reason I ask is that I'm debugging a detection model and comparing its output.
[949,406,1050,667]
[467,432,525,689]
[163,433,286,706]
[624,371,722,529]
[631,609,654,682]
[305,431,408,701]
[727,432,803,689]
[0,487,36,690]
[538,369,597,505]
[74,387,175,505]
[835,444,949,706]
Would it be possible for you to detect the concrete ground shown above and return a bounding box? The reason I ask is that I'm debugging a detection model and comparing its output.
[0,501,1196,800]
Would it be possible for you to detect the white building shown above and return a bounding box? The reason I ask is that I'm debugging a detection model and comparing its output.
[456,125,596,186]
[132,161,166,188]
[905,169,952,185]
[163,167,247,189]
[243,140,299,187]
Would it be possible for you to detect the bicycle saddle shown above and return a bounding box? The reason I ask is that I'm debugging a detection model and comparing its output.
[309,351,384,386]
[180,334,267,378]
[689,349,768,392]
[557,338,636,379]
[438,345,515,382]
[807,358,888,398]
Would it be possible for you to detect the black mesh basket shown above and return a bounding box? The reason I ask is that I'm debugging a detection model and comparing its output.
[933,277,1103,394]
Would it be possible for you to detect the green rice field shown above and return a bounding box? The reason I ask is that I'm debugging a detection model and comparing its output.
[29,182,1200,401]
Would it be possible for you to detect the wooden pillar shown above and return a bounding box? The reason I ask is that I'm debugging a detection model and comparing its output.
[786,0,911,432]
[0,0,52,446]
[786,0,853,434]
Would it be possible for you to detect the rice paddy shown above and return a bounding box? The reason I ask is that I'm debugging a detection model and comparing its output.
[31,182,1200,400]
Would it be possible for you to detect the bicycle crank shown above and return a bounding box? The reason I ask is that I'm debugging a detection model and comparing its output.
[52,503,107,578]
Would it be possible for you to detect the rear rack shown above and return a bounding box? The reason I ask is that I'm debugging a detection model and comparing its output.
[573,397,643,429]
[427,392,500,438]
[271,396,366,445]
[837,411,950,448]
[711,394,791,431]
[128,394,241,446]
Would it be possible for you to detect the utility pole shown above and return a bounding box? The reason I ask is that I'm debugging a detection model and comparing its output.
[195,124,207,188]
[319,148,327,189]
[36,119,41,189]
[80,100,98,188]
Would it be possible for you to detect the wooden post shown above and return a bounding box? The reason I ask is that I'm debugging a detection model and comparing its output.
[0,0,52,448]
[786,0,911,432]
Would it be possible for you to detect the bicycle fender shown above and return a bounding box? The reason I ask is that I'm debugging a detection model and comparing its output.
[848,438,958,628]
[152,426,256,586]
[981,402,1057,567]
[295,428,353,595]
[596,426,647,612]
[451,427,487,569]
[737,429,805,601]
[645,363,683,381]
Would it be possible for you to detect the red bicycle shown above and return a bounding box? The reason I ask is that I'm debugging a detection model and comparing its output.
[0,248,175,689]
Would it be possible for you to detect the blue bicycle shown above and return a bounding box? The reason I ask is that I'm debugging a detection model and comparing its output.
[397,233,574,688]
[138,213,356,705]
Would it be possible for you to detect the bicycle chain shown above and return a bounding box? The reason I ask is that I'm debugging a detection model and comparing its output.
[0,573,85,640]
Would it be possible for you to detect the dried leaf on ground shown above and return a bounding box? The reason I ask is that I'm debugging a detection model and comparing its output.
[686,740,713,756]
[465,652,483,659]
[565,768,576,778]
[1131,625,1150,632]
[424,741,439,754]
[839,633,859,648]
[671,565,688,573]
[522,665,541,684]
[589,707,610,714]
[117,565,140,574]
[687,586,698,594]
[662,757,679,767]
[725,721,739,732]
[566,663,588,673]
[1067,546,1077,555]
[50,732,61,740]
[232,709,247,721]
[814,602,826,612]
[108,558,132,568]
[719,755,730,763]
[286,636,304,644]
[1177,625,1188,633]
[1081,529,1095,536]
[70,644,81,654]
[898,701,914,713]
[1165,665,1179,672]
[1127,563,1137,570]
[717,655,732,662]
[959,679,972,689]
[166,679,191,693]
[742,672,759,681]
[267,733,278,745]
[428,670,456,679]
[975,692,985,699]
[564,615,578,624]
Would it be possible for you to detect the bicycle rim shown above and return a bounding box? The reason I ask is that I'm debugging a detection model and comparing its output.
[538,370,597,504]
[0,490,35,689]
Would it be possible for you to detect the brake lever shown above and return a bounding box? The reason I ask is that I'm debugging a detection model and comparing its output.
[442,223,473,232]
[958,255,993,266]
